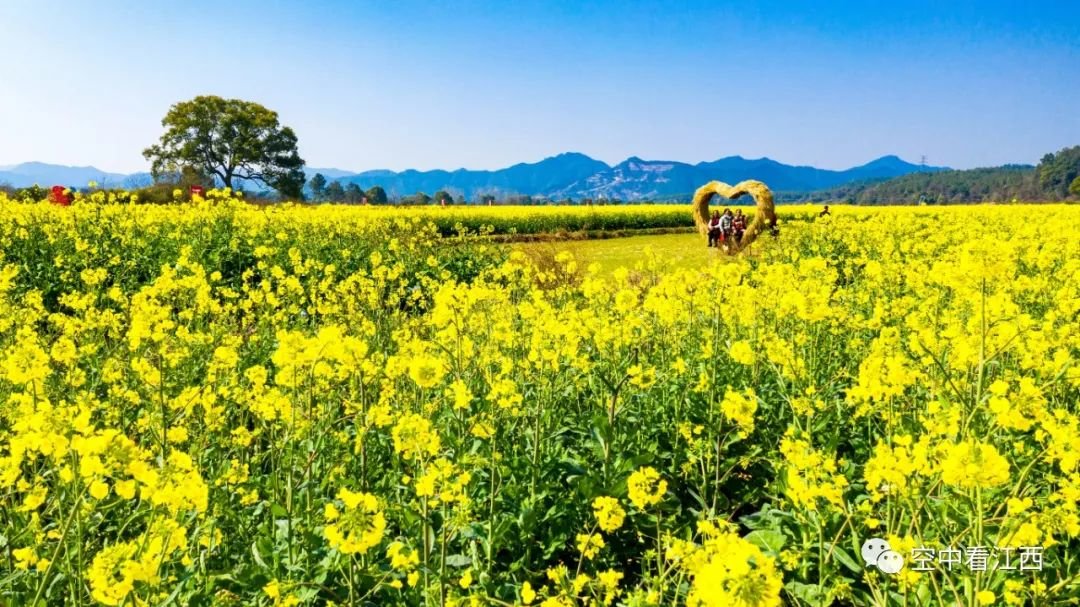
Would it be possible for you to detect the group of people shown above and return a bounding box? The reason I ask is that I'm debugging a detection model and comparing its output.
[706,208,747,248]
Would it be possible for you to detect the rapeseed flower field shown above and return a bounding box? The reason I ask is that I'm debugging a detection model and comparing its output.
[1,192,1078,606]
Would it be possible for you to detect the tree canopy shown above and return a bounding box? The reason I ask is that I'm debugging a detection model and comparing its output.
[325,181,346,203]
[345,183,364,204]
[365,186,388,205]
[308,173,327,199]
[143,96,306,199]
[1038,146,1080,198]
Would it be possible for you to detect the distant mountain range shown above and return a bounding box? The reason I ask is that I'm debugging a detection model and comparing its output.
[1,153,948,201]
[0,162,132,189]
[326,153,947,201]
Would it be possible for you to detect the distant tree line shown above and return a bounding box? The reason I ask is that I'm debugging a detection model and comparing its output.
[308,174,373,203]
[0,177,624,206]
[781,146,1080,204]
[777,166,1039,204]
[302,173,633,206]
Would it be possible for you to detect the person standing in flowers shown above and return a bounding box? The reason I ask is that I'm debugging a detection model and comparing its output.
[707,210,722,247]
[732,209,747,244]
[718,208,734,247]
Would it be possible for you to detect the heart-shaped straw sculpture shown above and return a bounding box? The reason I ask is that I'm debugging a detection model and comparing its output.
[691,180,778,254]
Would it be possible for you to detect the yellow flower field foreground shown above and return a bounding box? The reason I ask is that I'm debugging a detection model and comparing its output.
[0,194,1079,606]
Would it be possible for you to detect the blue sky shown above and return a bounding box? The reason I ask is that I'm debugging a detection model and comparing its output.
[1,0,1077,173]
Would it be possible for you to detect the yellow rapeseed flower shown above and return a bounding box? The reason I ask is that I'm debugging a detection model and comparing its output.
[324,488,386,555]
[940,440,1010,489]
[628,467,667,510]
[593,496,626,532]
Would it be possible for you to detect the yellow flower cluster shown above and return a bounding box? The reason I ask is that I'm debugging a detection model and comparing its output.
[87,519,191,606]
[324,488,387,555]
[862,434,933,501]
[779,430,849,512]
[720,387,758,437]
[592,496,626,532]
[939,439,1011,489]
[679,521,783,607]
[628,466,668,510]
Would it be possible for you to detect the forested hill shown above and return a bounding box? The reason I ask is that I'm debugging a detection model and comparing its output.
[784,146,1080,204]
[783,165,1039,204]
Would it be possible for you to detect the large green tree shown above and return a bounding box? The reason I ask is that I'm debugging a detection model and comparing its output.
[309,173,327,200]
[325,181,346,203]
[143,96,306,199]
[345,183,363,204]
[433,190,453,205]
[365,186,388,205]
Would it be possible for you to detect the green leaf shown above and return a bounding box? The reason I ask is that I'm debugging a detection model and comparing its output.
[785,581,826,605]
[826,542,861,575]
[444,554,472,568]
[745,529,786,555]
[251,539,270,569]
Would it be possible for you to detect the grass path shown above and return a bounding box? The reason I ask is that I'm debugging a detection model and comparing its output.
[514,232,738,274]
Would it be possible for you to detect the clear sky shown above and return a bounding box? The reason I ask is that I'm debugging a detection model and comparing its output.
[1,0,1078,173]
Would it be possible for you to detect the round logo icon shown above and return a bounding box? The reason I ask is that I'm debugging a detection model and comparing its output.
[862,538,905,574]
